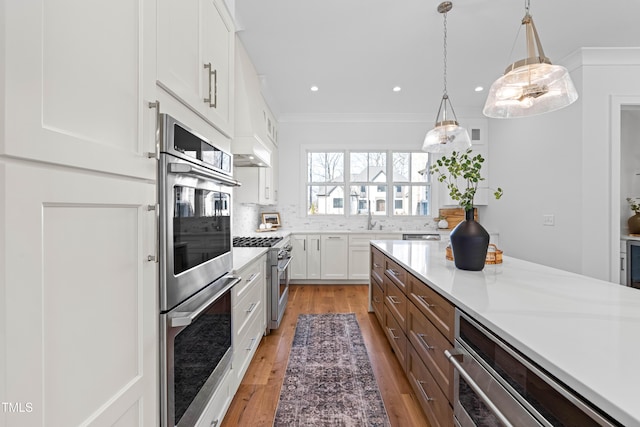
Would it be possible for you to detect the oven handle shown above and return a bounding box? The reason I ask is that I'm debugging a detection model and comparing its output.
[170,276,241,328]
[445,349,515,427]
[277,257,292,272]
[168,162,241,187]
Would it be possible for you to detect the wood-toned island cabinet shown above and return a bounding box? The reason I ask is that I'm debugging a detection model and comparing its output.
[370,245,455,427]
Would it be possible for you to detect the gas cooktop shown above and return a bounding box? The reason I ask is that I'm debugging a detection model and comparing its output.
[233,236,283,248]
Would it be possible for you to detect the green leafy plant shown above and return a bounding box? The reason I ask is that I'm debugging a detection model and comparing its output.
[430,148,503,211]
[627,197,640,213]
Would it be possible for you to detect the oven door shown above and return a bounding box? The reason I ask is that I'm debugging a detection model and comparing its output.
[270,255,292,330]
[159,154,235,311]
[160,274,240,427]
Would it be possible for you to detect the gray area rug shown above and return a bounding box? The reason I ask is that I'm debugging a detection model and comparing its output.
[273,313,391,427]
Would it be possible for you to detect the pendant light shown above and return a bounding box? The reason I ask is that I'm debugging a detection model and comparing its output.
[483,0,578,119]
[422,1,471,154]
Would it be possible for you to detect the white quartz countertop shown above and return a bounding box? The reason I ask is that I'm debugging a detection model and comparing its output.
[371,240,640,426]
[232,247,268,272]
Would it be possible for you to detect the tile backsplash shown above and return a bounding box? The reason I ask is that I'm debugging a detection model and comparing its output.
[233,201,440,235]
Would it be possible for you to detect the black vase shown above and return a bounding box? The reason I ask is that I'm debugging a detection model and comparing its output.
[450,208,489,271]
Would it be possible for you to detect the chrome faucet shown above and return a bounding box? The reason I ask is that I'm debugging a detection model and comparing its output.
[367,201,377,230]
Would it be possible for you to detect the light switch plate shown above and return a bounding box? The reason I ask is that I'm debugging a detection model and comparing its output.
[543,214,555,226]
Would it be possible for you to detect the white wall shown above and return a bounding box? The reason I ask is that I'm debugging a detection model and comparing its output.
[484,48,640,281]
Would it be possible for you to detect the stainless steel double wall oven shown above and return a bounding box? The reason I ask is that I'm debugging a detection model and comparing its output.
[158,114,240,427]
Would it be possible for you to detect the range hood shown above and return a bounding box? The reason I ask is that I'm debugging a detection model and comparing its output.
[232,135,271,167]
[232,39,272,168]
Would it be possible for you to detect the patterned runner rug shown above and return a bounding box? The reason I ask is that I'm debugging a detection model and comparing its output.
[273,313,391,427]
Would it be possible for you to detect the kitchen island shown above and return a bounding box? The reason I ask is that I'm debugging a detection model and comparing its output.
[371,239,640,427]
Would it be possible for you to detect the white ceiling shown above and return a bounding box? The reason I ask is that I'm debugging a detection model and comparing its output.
[233,0,640,120]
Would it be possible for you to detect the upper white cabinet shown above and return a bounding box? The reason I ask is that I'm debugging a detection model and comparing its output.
[2,0,157,181]
[157,0,235,137]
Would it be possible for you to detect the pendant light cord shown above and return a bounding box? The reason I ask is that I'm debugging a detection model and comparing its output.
[442,10,448,97]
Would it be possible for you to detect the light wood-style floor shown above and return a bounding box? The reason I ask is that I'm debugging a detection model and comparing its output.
[221,284,432,427]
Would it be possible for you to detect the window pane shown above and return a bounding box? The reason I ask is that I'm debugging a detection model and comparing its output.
[410,152,430,182]
[392,152,410,182]
[308,185,345,215]
[308,152,344,183]
[349,185,386,215]
[350,152,386,182]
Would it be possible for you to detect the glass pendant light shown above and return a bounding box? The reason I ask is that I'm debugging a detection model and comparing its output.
[422,1,471,154]
[483,0,578,119]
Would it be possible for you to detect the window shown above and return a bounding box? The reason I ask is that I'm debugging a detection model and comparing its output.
[306,150,431,216]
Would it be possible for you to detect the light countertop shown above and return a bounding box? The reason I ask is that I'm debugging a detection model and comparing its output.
[371,239,640,427]
[232,247,268,272]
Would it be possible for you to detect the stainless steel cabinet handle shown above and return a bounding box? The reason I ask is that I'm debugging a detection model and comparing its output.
[445,349,515,427]
[387,269,401,277]
[388,327,400,340]
[417,333,434,350]
[373,263,381,268]
[417,381,434,402]
[203,63,217,108]
[417,295,435,308]
[246,302,257,313]
[246,272,260,285]
[245,337,257,351]
[303,240,306,251]
[147,100,160,159]
[317,240,320,250]
[388,295,401,305]
[621,257,625,271]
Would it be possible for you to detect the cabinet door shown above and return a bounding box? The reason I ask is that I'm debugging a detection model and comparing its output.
[307,235,321,279]
[234,166,274,205]
[157,0,234,136]
[3,0,156,180]
[290,235,308,279]
[321,235,348,280]
[1,162,157,426]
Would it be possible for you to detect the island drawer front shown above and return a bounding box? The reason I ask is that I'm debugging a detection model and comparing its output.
[384,304,408,373]
[408,275,455,343]
[407,346,453,427]
[407,304,453,402]
[371,247,385,284]
[371,276,385,326]
[385,258,408,293]
[384,278,407,332]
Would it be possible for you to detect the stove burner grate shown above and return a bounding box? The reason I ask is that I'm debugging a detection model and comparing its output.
[233,236,283,247]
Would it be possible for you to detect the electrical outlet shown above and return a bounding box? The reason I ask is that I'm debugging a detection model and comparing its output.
[543,214,555,226]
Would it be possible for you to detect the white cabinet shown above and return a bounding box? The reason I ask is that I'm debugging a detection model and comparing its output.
[157,0,235,137]
[1,1,158,425]
[348,234,401,280]
[231,254,266,391]
[621,239,628,286]
[321,235,349,280]
[196,369,232,427]
[234,165,276,206]
[291,234,321,280]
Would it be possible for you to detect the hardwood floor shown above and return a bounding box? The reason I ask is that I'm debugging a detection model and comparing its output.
[221,284,432,427]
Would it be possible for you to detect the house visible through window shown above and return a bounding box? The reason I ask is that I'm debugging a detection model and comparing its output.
[306,150,431,216]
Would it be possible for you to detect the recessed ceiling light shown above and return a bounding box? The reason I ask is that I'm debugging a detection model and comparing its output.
[393,86,402,92]
[474,86,484,92]
[310,86,319,92]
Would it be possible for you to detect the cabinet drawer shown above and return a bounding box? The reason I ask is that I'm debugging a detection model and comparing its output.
[371,246,385,284]
[407,346,453,427]
[408,275,455,343]
[384,305,407,373]
[407,304,453,401]
[384,278,407,332]
[385,258,408,293]
[233,308,264,389]
[233,276,264,340]
[233,260,263,302]
[371,276,385,327]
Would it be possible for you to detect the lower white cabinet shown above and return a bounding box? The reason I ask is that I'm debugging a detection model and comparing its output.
[621,239,628,286]
[291,234,321,280]
[231,254,266,391]
[196,369,233,427]
[321,235,349,280]
[348,234,402,280]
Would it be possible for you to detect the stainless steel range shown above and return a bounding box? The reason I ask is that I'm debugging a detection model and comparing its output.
[233,235,292,333]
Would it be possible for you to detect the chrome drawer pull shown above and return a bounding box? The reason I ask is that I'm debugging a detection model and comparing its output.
[417,333,434,350]
[388,295,401,304]
[373,263,381,268]
[245,337,257,351]
[246,302,257,313]
[388,269,401,276]
[246,272,260,284]
[445,349,515,427]
[417,381,434,402]
[417,295,435,308]
[388,328,400,340]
